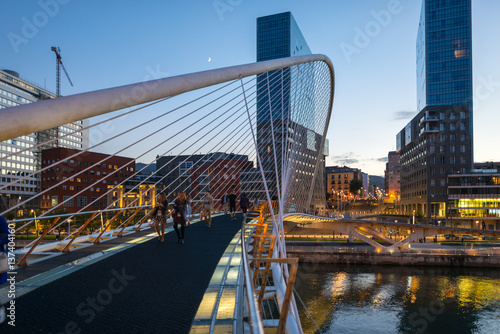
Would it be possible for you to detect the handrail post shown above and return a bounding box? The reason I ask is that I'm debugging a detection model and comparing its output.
[18,217,61,266]
[61,212,98,252]
[93,208,126,243]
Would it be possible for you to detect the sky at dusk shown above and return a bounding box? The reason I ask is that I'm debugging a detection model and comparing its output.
[2,0,500,176]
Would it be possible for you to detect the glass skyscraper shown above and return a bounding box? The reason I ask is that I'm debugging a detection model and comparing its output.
[398,0,473,219]
[255,12,327,211]
[417,0,472,116]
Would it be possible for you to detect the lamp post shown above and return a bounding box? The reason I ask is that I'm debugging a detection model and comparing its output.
[31,209,38,238]
[413,210,416,225]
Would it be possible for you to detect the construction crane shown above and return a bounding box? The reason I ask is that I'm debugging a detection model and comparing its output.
[51,46,73,97]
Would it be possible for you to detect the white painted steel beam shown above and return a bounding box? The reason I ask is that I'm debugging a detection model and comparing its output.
[0,54,334,142]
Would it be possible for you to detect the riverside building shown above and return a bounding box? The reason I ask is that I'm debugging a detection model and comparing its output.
[0,69,89,211]
[397,0,472,219]
[256,12,328,212]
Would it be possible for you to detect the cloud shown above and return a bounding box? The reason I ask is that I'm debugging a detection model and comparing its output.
[375,157,388,162]
[329,152,360,166]
[393,111,415,121]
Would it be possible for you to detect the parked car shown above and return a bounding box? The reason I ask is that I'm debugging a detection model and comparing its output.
[461,234,477,240]
[444,234,459,240]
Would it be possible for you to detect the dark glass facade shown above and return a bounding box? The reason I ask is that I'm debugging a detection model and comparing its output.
[417,0,472,115]
[399,0,473,219]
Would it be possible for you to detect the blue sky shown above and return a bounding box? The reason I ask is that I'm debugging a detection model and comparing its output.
[2,0,500,176]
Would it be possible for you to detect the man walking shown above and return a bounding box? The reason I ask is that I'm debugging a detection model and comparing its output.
[221,194,229,216]
[228,192,237,221]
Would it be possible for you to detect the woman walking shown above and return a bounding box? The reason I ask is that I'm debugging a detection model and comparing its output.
[173,192,187,243]
[153,193,168,242]
[185,193,192,226]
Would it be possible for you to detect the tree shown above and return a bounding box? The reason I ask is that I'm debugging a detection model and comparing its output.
[349,178,363,199]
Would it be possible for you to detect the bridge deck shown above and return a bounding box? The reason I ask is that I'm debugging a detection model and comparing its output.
[1,213,243,334]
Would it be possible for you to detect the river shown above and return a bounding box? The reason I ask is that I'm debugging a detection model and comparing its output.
[295,263,500,334]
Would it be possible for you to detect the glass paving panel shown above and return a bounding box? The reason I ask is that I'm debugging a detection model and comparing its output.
[216,288,237,320]
[209,266,227,286]
[194,289,219,319]
[225,266,240,285]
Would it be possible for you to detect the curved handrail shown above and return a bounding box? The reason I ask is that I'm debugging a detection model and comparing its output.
[0,54,334,142]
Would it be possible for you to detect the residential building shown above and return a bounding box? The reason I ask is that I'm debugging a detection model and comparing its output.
[40,148,134,212]
[0,69,89,211]
[326,166,362,200]
[190,158,253,210]
[398,0,472,218]
[384,151,401,201]
[156,152,248,202]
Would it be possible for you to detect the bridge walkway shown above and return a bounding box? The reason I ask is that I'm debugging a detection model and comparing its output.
[1,213,243,334]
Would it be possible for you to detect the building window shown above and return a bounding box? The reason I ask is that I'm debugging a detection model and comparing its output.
[460,122,465,130]
[440,167,446,175]
[439,124,445,131]
[460,144,466,153]
[440,179,446,186]
[91,197,99,207]
[450,156,456,164]
[460,112,466,119]
[439,112,444,120]
[460,134,466,142]
[450,145,455,153]
[450,134,456,142]
[63,196,73,207]
[77,196,87,207]
[450,123,455,131]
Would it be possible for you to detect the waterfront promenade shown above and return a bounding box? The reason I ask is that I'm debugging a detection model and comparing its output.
[0,214,242,334]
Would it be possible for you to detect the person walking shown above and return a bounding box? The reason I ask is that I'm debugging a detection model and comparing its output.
[240,193,249,220]
[185,193,192,226]
[173,192,187,243]
[152,193,168,242]
[228,192,237,221]
[203,191,214,227]
[221,194,229,216]
[482,220,486,230]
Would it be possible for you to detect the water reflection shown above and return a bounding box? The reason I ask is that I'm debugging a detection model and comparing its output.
[295,264,500,334]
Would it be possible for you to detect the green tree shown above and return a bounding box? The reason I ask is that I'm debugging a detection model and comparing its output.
[349,178,363,199]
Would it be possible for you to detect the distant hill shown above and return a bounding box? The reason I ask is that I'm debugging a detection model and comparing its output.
[136,162,156,174]
[369,175,385,190]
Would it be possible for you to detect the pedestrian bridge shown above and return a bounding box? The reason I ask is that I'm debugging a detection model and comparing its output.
[0,55,335,333]
[284,214,500,254]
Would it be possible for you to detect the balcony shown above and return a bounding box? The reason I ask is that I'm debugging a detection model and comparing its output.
[419,124,439,135]
[419,112,439,126]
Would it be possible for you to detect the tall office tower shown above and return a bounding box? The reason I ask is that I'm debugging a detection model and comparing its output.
[0,69,89,211]
[256,12,327,212]
[398,0,472,218]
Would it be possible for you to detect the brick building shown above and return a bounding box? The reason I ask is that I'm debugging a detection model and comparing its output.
[40,148,135,212]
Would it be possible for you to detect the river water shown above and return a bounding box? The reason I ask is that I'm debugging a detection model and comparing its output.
[295,263,500,334]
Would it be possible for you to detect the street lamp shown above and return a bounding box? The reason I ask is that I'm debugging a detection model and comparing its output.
[31,209,38,238]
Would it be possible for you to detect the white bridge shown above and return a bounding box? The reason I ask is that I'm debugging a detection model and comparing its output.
[0,54,335,333]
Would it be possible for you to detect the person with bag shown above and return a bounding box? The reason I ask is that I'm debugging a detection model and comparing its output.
[173,192,187,243]
[203,191,214,227]
[152,193,168,242]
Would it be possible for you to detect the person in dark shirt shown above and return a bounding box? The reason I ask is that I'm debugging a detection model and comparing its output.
[228,193,237,221]
[173,192,187,243]
[240,193,249,220]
